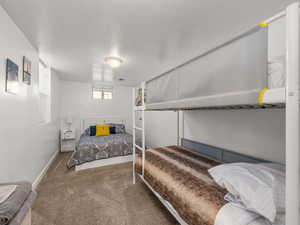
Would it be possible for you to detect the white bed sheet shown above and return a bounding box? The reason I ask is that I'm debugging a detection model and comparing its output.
[215,203,285,225]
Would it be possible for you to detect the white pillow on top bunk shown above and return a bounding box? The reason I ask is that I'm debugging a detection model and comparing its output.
[268,55,286,89]
[208,162,285,223]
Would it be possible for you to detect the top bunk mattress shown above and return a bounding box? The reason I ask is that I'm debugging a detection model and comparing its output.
[145,89,262,110]
[145,88,286,110]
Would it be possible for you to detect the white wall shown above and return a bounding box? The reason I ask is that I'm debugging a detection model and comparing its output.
[268,17,286,58]
[145,111,178,148]
[145,17,287,163]
[145,109,285,163]
[0,6,61,183]
[60,81,132,138]
[183,110,285,163]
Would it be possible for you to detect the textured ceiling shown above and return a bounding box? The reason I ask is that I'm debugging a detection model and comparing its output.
[0,0,294,86]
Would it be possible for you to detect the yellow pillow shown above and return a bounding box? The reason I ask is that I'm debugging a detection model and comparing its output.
[96,124,110,136]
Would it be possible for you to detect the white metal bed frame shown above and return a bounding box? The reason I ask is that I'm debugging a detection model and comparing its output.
[75,116,133,171]
[132,2,300,225]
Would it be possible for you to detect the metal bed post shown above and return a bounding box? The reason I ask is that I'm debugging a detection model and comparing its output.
[177,111,185,146]
[141,82,146,178]
[177,111,180,145]
[132,88,136,184]
[182,112,184,145]
[132,82,146,183]
[286,2,300,225]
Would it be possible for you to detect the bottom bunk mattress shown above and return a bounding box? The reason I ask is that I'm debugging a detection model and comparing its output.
[67,133,133,168]
[136,146,284,225]
[135,146,226,225]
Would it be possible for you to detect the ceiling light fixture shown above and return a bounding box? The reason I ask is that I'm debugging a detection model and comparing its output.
[104,56,123,68]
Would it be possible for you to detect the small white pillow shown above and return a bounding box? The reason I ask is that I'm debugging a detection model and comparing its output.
[268,55,286,88]
[209,163,284,223]
[259,163,285,212]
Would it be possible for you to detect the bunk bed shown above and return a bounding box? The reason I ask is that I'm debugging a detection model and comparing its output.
[132,2,299,225]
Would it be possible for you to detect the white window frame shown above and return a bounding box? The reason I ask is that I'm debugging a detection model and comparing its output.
[38,60,51,124]
[92,86,113,100]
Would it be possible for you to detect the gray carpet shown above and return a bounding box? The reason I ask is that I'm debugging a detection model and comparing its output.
[32,153,179,225]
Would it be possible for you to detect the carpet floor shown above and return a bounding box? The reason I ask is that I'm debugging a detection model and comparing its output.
[32,153,179,225]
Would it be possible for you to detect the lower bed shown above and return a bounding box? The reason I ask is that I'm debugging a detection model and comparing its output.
[67,133,133,169]
[135,146,274,225]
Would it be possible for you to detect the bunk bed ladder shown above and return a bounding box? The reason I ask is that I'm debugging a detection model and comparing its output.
[132,82,146,184]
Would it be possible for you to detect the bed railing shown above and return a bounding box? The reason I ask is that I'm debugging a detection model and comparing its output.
[146,25,268,107]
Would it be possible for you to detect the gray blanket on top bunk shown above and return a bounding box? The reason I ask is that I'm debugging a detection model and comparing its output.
[0,182,32,225]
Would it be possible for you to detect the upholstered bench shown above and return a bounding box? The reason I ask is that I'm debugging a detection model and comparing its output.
[8,191,36,225]
[0,182,36,225]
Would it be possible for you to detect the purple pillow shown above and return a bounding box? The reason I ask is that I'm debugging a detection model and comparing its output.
[109,126,116,134]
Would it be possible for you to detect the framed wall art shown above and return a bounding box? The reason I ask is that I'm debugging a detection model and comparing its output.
[23,56,31,85]
[6,58,19,94]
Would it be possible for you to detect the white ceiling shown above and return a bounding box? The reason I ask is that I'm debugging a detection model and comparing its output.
[0,0,294,86]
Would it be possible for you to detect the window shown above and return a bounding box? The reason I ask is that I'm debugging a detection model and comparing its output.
[103,90,113,100]
[93,87,103,99]
[92,87,113,100]
[39,60,51,123]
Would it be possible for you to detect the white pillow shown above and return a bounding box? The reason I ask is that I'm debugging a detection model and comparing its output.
[268,55,286,88]
[208,163,285,222]
[259,163,285,212]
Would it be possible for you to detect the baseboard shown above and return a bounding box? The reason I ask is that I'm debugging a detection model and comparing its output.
[32,150,59,190]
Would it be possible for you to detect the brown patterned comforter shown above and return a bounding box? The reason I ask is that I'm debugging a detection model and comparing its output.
[135,146,227,225]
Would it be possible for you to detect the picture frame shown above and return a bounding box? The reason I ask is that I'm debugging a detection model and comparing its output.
[5,58,19,94]
[23,56,31,85]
